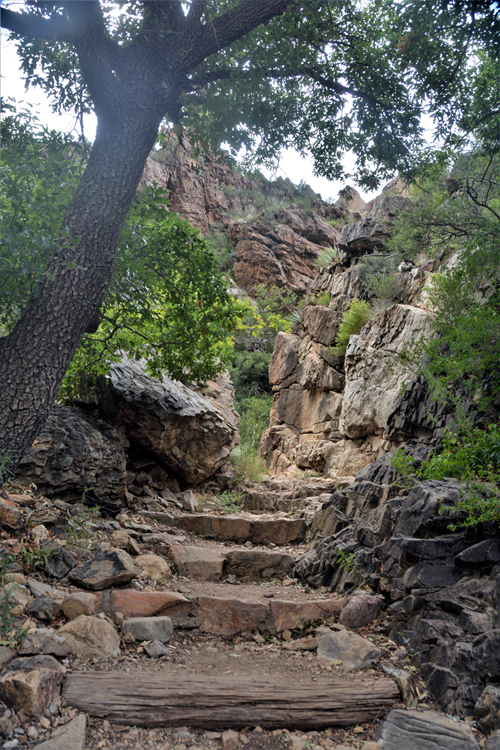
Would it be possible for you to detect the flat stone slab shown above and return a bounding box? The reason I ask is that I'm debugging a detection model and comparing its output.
[95,589,190,619]
[224,550,295,580]
[169,546,225,581]
[122,616,173,643]
[377,709,481,749]
[197,596,270,635]
[271,599,346,632]
[32,714,86,750]
[316,627,381,671]
[144,512,305,544]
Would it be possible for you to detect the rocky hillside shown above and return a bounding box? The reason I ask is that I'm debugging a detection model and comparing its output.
[142,132,349,294]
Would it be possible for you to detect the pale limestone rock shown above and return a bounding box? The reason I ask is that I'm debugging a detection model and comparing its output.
[58,615,120,659]
[169,545,224,582]
[134,553,172,581]
[122,616,173,643]
[340,304,434,440]
[61,592,97,620]
[32,713,86,750]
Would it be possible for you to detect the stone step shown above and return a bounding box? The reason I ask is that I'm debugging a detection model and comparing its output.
[90,586,347,636]
[241,478,340,513]
[142,510,306,545]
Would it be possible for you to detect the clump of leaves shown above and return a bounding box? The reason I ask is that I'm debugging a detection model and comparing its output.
[213,491,244,514]
[314,246,344,269]
[17,544,55,572]
[65,504,101,549]
[392,424,500,528]
[332,299,372,356]
[230,394,272,482]
[311,291,331,306]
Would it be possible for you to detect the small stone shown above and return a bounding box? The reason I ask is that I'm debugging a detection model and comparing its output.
[58,615,120,659]
[31,713,86,750]
[68,548,138,590]
[339,594,381,630]
[18,628,69,657]
[143,640,170,658]
[134,554,171,582]
[61,592,97,620]
[26,595,53,622]
[122,616,173,644]
[27,726,38,740]
[222,729,239,750]
[40,718,51,729]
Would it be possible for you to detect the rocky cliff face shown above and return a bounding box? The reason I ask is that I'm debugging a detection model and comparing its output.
[141,134,346,295]
[260,194,449,479]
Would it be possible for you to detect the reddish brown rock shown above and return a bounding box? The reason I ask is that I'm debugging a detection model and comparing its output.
[0,497,22,529]
[198,596,270,636]
[99,589,190,619]
[270,599,346,632]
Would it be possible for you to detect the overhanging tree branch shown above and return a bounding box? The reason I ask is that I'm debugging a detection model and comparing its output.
[1,6,76,42]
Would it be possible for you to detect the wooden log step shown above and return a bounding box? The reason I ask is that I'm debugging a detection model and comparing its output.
[63,672,400,729]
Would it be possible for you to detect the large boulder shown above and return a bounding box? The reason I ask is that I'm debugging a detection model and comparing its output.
[15,405,127,503]
[99,357,239,485]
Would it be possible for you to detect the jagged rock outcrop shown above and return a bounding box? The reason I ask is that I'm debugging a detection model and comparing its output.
[294,454,500,723]
[340,304,435,439]
[338,195,411,255]
[141,133,347,295]
[14,405,127,504]
[97,357,239,485]
[260,254,439,478]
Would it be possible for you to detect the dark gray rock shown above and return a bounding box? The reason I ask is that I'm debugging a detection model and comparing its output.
[456,540,500,568]
[472,631,500,680]
[43,544,78,579]
[339,593,381,629]
[316,626,381,670]
[394,481,464,538]
[26,595,54,622]
[486,729,500,750]
[6,655,64,673]
[14,405,127,504]
[476,685,500,734]
[377,709,481,749]
[68,548,138,590]
[224,550,295,580]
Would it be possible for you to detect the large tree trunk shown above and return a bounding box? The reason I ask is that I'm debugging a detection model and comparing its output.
[0,107,162,462]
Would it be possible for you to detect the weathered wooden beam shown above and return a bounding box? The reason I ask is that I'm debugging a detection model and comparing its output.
[63,672,400,729]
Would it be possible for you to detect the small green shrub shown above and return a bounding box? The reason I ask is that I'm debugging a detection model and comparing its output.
[230,394,272,482]
[367,271,402,303]
[17,544,56,572]
[314,246,344,270]
[332,299,372,356]
[214,491,244,513]
[0,454,16,488]
[392,424,500,528]
[65,505,101,549]
[311,291,331,306]
[0,555,28,646]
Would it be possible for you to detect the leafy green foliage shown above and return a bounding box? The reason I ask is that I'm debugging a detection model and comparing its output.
[332,299,373,356]
[311,291,331,306]
[393,425,500,529]
[227,350,272,402]
[1,105,244,395]
[0,101,85,332]
[62,185,243,395]
[11,0,497,189]
[314,246,345,269]
[0,556,28,647]
[231,395,273,482]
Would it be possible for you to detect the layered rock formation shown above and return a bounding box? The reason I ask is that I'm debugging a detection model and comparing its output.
[142,133,346,294]
[98,356,240,485]
[294,452,500,723]
[260,252,440,478]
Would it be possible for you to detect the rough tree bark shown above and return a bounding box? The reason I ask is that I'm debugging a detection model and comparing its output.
[0,0,292,464]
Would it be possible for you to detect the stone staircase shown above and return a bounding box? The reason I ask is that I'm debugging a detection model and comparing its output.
[0,479,488,750]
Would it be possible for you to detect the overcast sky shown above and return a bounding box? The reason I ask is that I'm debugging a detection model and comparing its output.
[1,31,379,203]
